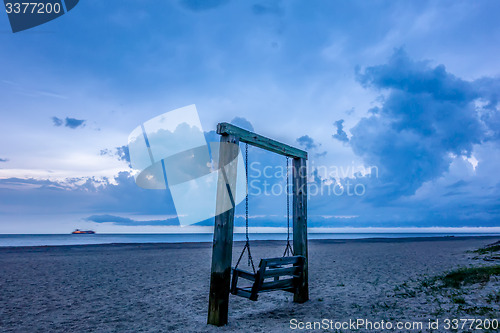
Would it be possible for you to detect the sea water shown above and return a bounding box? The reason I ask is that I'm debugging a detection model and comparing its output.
[0,233,499,247]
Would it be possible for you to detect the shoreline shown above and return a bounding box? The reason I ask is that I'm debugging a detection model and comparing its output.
[1,234,499,251]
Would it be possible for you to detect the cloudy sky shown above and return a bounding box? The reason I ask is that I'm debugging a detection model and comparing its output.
[0,0,499,233]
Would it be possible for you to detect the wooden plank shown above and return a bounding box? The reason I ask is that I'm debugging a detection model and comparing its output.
[263,266,301,278]
[250,262,267,301]
[293,157,309,303]
[262,256,303,266]
[232,268,256,281]
[207,134,240,326]
[230,271,238,295]
[283,288,297,293]
[261,279,295,291]
[234,288,252,299]
[217,122,307,159]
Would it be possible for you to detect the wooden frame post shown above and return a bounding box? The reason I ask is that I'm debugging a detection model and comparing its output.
[207,134,239,326]
[292,157,308,303]
[208,123,308,326]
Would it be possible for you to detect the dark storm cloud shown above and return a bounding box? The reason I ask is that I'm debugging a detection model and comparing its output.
[332,119,349,143]
[52,116,86,129]
[52,116,63,126]
[296,135,317,150]
[350,48,500,199]
[64,117,86,129]
[116,145,130,163]
[100,145,131,167]
[230,117,254,132]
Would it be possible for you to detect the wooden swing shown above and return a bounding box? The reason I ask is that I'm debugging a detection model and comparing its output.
[230,146,306,301]
[208,122,308,326]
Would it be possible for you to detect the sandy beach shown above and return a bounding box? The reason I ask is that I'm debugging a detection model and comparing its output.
[1,236,499,332]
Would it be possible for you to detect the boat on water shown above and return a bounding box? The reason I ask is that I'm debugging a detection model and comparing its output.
[72,229,95,234]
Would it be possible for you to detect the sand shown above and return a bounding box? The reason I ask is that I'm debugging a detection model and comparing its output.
[0,236,498,332]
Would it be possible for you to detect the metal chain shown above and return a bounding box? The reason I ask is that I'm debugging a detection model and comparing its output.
[286,156,290,243]
[284,156,294,257]
[234,143,256,273]
[245,143,249,245]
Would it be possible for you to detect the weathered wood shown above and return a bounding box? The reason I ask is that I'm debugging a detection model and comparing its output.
[207,134,240,326]
[230,256,305,302]
[230,271,238,296]
[261,279,295,291]
[293,157,309,303]
[250,261,267,301]
[262,256,303,266]
[217,122,307,159]
[234,288,252,299]
[262,266,300,278]
[232,268,256,282]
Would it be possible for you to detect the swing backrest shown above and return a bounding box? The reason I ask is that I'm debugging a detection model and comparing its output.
[253,255,305,294]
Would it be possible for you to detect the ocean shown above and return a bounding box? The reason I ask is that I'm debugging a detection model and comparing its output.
[0,232,499,247]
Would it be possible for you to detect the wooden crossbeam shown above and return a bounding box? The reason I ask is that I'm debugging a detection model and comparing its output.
[217,122,307,159]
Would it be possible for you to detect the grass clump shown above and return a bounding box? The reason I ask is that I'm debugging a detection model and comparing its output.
[439,265,500,288]
[462,305,495,316]
[451,295,466,304]
[474,241,500,255]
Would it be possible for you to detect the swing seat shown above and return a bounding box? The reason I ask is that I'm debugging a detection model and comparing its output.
[230,256,306,301]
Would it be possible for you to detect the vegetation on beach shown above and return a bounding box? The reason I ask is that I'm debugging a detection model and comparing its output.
[427,241,500,289]
[392,244,500,323]
[433,265,500,289]
[473,241,500,255]
[408,265,499,319]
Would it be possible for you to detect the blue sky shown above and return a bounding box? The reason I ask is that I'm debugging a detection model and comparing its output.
[0,0,499,233]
